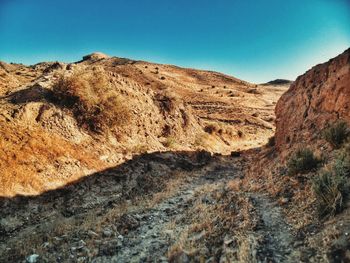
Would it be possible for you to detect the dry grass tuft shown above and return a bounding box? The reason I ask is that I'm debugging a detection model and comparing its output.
[312,169,348,217]
[323,121,349,149]
[287,148,320,175]
[52,69,131,133]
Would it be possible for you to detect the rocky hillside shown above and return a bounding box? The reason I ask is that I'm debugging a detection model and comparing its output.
[245,48,350,261]
[275,48,350,157]
[0,52,287,197]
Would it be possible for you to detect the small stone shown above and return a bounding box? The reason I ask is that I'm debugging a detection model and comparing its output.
[118,235,124,240]
[88,230,99,237]
[294,241,304,247]
[103,229,113,238]
[26,254,39,263]
[42,242,50,248]
[280,197,289,205]
[224,239,234,245]
[78,240,86,247]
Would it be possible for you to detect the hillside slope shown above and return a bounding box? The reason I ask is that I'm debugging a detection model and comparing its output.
[0,53,287,196]
[246,48,350,261]
[275,48,350,158]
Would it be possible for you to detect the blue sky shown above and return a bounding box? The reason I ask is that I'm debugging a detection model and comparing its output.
[0,0,349,83]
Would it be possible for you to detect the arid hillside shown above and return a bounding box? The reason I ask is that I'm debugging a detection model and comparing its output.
[0,53,287,197]
[1,49,350,262]
[245,48,350,261]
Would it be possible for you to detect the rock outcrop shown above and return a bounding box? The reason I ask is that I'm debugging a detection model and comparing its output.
[82,52,110,61]
[275,48,350,155]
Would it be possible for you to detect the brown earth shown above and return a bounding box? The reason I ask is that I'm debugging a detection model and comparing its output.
[0,53,287,197]
[275,48,350,158]
[1,49,350,262]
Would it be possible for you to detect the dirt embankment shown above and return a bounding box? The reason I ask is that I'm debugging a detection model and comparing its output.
[245,48,350,262]
[275,48,350,158]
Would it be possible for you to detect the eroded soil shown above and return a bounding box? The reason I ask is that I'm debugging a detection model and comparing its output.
[0,152,314,263]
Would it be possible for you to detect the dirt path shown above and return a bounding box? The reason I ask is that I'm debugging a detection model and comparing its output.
[0,154,303,262]
[93,163,238,262]
[92,159,299,263]
[249,194,296,263]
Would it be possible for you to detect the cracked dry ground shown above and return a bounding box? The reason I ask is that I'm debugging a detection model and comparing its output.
[1,152,307,263]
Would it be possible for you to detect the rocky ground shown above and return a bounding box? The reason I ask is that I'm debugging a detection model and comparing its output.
[0,151,318,263]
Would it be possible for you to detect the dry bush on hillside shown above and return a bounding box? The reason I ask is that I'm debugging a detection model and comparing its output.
[323,121,349,149]
[312,168,348,217]
[52,69,131,132]
[204,124,218,134]
[332,143,350,176]
[287,148,320,175]
[155,91,180,114]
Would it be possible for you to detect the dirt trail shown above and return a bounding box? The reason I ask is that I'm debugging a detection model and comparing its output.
[94,163,238,262]
[92,158,298,263]
[249,194,296,263]
[0,153,304,262]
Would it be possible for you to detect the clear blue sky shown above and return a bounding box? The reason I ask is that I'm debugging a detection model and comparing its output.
[0,0,349,83]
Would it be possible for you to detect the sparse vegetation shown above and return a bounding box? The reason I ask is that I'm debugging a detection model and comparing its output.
[163,136,176,148]
[323,121,349,149]
[312,168,348,217]
[333,148,350,178]
[237,130,243,138]
[287,148,320,175]
[52,69,131,132]
[204,124,218,134]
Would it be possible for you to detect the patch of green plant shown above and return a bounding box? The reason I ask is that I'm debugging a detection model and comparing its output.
[287,148,320,175]
[333,151,350,178]
[312,169,348,217]
[323,121,349,149]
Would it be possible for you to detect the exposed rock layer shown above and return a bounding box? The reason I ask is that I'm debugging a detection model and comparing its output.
[275,48,350,155]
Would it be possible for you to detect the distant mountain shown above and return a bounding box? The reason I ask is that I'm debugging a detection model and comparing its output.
[262,79,293,86]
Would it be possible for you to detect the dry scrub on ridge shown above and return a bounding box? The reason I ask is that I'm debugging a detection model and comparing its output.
[52,68,132,133]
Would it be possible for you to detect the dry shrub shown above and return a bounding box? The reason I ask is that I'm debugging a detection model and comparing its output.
[155,91,180,114]
[287,148,320,175]
[323,121,349,149]
[52,69,131,132]
[333,146,350,178]
[312,169,348,217]
[204,124,218,134]
[312,146,350,217]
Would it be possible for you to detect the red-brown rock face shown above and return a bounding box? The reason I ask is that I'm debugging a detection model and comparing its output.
[275,48,350,155]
